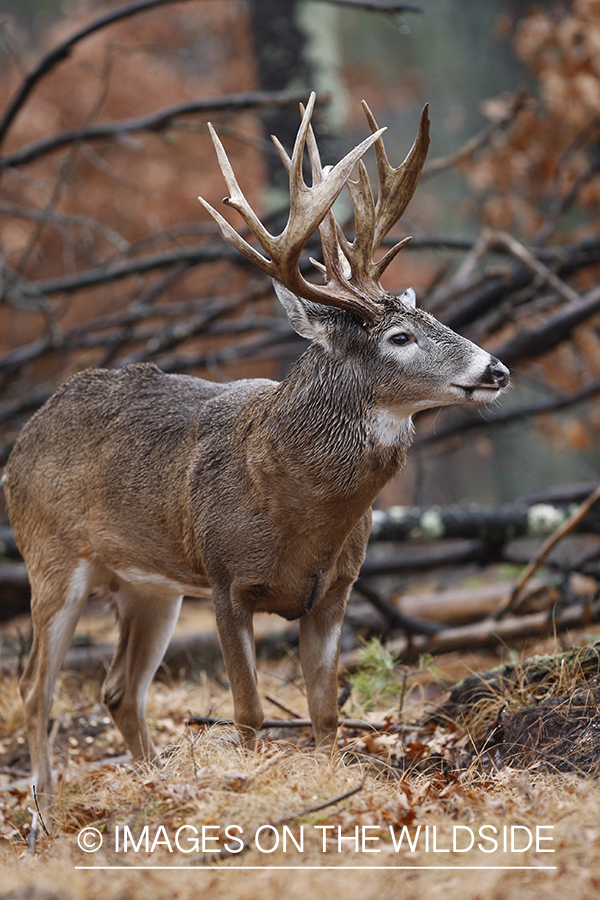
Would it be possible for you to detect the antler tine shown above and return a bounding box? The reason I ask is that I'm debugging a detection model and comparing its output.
[272,123,347,280]
[283,94,386,265]
[198,123,280,277]
[298,100,353,287]
[332,105,429,294]
[271,133,292,174]
[272,102,343,279]
[362,101,431,252]
[336,159,378,294]
[199,94,388,322]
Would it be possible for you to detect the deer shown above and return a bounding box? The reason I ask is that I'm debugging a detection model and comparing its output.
[4,93,509,828]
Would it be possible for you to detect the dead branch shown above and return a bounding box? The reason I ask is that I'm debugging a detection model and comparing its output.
[415,378,600,447]
[353,579,443,635]
[317,0,422,12]
[489,230,580,305]
[498,484,600,617]
[0,0,247,149]
[423,92,527,181]
[0,202,130,252]
[369,496,600,543]
[157,326,301,375]
[186,714,386,732]
[264,693,304,719]
[272,779,365,824]
[0,285,269,371]
[395,579,549,627]
[2,244,242,306]
[359,541,495,577]
[339,598,600,668]
[442,237,600,332]
[493,282,600,364]
[0,89,315,171]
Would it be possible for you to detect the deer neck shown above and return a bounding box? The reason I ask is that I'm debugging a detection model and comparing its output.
[248,343,412,510]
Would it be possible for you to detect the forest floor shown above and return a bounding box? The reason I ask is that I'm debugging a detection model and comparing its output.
[1,603,600,900]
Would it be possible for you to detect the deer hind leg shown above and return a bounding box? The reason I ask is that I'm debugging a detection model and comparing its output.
[19,558,94,827]
[299,587,349,755]
[101,583,182,762]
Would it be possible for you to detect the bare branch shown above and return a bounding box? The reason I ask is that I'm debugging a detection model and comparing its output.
[416,378,600,446]
[0,90,314,171]
[422,91,527,180]
[0,202,130,252]
[499,484,600,617]
[1,243,245,305]
[492,283,600,364]
[0,0,213,150]
[316,0,422,12]
[490,230,580,305]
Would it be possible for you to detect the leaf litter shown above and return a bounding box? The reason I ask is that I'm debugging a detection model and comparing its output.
[2,640,600,898]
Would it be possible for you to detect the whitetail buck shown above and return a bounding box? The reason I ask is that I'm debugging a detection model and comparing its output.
[4,93,508,826]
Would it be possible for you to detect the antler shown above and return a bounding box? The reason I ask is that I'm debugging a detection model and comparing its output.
[336,103,430,297]
[198,94,430,323]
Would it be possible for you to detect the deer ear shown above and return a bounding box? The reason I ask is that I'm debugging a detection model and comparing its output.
[401,288,417,309]
[273,281,331,347]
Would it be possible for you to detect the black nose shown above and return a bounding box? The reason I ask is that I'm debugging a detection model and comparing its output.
[487,357,509,389]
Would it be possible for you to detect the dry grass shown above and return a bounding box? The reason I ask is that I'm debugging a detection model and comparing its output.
[2,649,600,899]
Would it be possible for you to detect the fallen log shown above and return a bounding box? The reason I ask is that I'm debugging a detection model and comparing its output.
[395,578,551,626]
[339,598,600,669]
[425,639,600,725]
[0,620,300,678]
[369,498,600,543]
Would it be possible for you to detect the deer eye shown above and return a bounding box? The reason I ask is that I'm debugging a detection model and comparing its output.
[389,332,412,346]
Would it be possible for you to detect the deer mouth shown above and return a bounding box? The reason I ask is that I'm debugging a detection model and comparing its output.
[452,383,502,398]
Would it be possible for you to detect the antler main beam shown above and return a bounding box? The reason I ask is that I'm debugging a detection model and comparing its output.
[199,93,430,323]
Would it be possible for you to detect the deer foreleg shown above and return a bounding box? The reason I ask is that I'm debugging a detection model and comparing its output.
[215,590,263,747]
[299,589,348,753]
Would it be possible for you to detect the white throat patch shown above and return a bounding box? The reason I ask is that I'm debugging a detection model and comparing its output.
[369,410,414,447]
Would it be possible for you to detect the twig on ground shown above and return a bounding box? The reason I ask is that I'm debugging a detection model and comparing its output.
[185,714,387,731]
[265,693,304,719]
[272,779,365,825]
